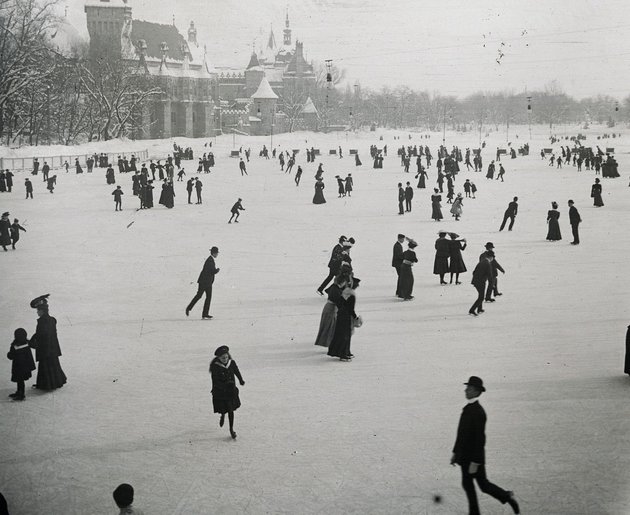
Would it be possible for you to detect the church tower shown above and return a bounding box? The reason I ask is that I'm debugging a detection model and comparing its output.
[283,8,291,46]
[84,0,132,58]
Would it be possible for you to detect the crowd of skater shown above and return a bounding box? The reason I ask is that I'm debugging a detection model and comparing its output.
[2,128,626,515]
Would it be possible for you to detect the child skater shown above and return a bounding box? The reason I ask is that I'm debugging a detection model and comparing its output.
[10,218,26,249]
[7,328,35,401]
[210,345,245,439]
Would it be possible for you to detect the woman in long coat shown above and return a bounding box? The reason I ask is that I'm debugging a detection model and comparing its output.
[210,345,245,439]
[434,232,450,284]
[431,189,443,221]
[448,233,467,284]
[624,325,630,375]
[355,153,362,166]
[591,178,604,207]
[315,278,345,348]
[313,178,326,204]
[546,201,562,241]
[28,295,67,391]
[398,240,418,300]
[327,278,360,361]
[0,212,11,251]
[416,167,428,189]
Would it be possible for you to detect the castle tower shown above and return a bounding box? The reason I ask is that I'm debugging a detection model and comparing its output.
[283,8,291,46]
[244,51,264,96]
[84,0,132,58]
[188,21,197,45]
[250,75,278,136]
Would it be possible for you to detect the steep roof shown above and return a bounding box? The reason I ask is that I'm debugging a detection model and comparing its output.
[302,96,317,114]
[246,52,260,70]
[251,76,278,99]
[131,20,188,61]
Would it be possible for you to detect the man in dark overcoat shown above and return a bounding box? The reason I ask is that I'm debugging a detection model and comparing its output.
[317,235,347,295]
[451,376,520,514]
[568,200,581,245]
[392,234,405,296]
[186,247,220,319]
[469,252,494,316]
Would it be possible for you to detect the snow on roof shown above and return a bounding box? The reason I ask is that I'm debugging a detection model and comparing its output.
[251,76,278,99]
[302,97,318,115]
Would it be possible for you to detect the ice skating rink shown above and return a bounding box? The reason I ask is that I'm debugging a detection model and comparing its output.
[1,126,629,514]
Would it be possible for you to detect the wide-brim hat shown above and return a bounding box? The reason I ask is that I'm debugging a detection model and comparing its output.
[214,345,230,357]
[30,294,50,309]
[449,232,460,239]
[1,211,9,217]
[464,375,486,392]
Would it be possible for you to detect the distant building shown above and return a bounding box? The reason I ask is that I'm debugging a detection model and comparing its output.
[84,0,318,139]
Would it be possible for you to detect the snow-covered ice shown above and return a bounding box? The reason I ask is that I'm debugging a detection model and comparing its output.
[0,126,629,514]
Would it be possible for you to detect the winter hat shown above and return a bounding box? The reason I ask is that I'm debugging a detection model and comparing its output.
[30,294,50,309]
[113,484,134,508]
[14,328,27,342]
[214,345,230,357]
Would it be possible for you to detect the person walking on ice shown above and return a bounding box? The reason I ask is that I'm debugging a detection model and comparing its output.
[451,376,520,514]
[228,198,245,223]
[210,345,245,439]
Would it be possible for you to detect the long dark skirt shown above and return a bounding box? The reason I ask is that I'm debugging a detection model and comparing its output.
[315,302,337,347]
[212,385,241,414]
[328,310,352,358]
[433,256,449,275]
[625,325,630,375]
[35,357,67,390]
[432,202,443,221]
[546,220,561,241]
[593,192,604,207]
[398,264,414,299]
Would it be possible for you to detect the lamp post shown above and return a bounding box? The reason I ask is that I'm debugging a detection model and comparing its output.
[527,96,532,142]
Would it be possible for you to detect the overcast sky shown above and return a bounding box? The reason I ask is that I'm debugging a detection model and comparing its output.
[68,0,630,99]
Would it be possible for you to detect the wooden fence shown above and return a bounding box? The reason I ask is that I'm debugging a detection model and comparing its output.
[0,150,149,172]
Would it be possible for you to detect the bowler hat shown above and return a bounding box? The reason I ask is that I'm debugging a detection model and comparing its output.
[485,242,494,249]
[464,376,486,392]
[214,345,230,357]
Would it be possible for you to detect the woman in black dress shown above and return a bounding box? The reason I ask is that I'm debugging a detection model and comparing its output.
[327,278,360,361]
[398,240,418,300]
[448,233,467,285]
[431,189,443,221]
[210,345,245,439]
[313,178,326,204]
[433,232,450,284]
[546,201,562,241]
[416,167,428,189]
[591,178,604,207]
[314,278,345,348]
[28,294,67,391]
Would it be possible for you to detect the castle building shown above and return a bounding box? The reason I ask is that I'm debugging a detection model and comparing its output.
[84,0,318,139]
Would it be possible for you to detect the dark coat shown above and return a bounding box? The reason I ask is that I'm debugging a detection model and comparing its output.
[10,222,26,242]
[405,186,414,200]
[197,255,218,287]
[505,201,518,216]
[392,241,404,268]
[471,259,494,288]
[29,313,62,362]
[210,358,244,414]
[433,238,450,274]
[328,243,345,272]
[452,400,487,464]
[448,240,467,273]
[7,338,36,382]
[569,205,581,225]
[0,219,11,246]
